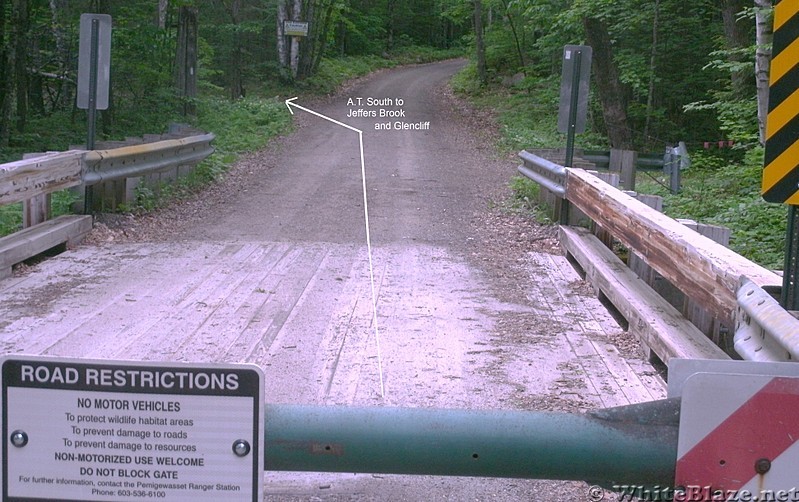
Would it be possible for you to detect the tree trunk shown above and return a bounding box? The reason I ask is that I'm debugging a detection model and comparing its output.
[277,1,288,70]
[175,6,198,115]
[498,0,525,69]
[48,0,70,111]
[13,0,28,133]
[644,0,659,142]
[29,37,44,115]
[229,0,244,100]
[755,0,772,146]
[0,0,11,147]
[297,0,313,79]
[158,0,168,29]
[583,16,633,149]
[386,0,395,51]
[310,0,335,75]
[720,0,752,97]
[98,0,113,134]
[290,0,301,78]
[474,0,487,86]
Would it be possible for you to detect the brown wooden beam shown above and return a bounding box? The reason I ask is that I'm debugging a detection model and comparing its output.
[0,151,83,205]
[565,167,780,325]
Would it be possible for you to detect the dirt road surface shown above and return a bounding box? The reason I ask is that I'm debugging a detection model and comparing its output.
[0,60,665,500]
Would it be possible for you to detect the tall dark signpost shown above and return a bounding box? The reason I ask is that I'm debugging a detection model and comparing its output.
[557,45,592,224]
[77,13,111,214]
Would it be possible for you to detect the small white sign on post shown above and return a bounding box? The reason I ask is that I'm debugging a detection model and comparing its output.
[1,356,264,501]
[284,21,309,37]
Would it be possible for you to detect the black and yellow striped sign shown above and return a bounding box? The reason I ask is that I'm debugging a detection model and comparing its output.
[764,0,799,203]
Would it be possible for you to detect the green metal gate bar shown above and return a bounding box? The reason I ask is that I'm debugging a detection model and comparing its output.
[264,399,679,486]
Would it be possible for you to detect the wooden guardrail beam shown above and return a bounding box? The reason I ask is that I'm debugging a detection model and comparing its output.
[0,151,84,206]
[565,167,781,326]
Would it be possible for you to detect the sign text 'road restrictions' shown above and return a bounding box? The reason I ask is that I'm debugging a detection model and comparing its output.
[1,356,264,501]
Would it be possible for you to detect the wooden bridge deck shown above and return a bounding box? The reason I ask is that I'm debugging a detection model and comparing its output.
[0,240,664,410]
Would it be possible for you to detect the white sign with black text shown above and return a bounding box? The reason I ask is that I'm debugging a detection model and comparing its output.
[1,356,264,501]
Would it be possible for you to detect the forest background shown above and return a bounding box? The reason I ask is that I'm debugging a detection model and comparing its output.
[0,0,783,267]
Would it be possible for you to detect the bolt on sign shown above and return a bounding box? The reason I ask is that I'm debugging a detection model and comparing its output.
[763,0,799,203]
[0,356,264,501]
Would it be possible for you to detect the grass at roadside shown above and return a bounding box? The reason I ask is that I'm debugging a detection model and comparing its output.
[452,61,786,269]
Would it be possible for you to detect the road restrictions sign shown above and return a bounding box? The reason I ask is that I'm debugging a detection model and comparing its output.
[675,372,799,498]
[1,356,264,501]
[763,0,799,203]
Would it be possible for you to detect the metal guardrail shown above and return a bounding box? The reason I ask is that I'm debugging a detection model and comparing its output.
[517,150,566,198]
[582,150,665,171]
[0,133,215,205]
[518,150,799,363]
[82,133,215,185]
[736,278,799,362]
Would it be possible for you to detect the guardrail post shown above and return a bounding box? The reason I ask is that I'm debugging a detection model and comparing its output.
[610,149,638,191]
[663,149,681,194]
[20,153,52,227]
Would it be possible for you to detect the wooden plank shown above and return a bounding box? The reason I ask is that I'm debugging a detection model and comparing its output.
[588,171,619,248]
[22,194,51,228]
[538,253,666,404]
[565,167,780,326]
[0,151,84,206]
[560,225,729,364]
[21,153,53,227]
[627,194,663,285]
[680,221,732,347]
[0,215,92,278]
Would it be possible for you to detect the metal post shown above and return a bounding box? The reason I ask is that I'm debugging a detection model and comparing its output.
[782,205,799,310]
[265,399,678,486]
[669,153,681,194]
[560,50,584,225]
[564,50,582,169]
[84,18,100,215]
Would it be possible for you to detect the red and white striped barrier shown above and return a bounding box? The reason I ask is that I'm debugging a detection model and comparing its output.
[676,371,799,500]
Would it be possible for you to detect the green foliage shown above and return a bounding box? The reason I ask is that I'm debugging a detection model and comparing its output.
[0,203,22,236]
[196,97,291,154]
[684,48,760,146]
[298,46,462,94]
[507,176,552,223]
[117,96,292,213]
[52,190,81,217]
[0,189,81,238]
[454,68,606,154]
[456,50,782,269]
[450,61,484,95]
[301,55,393,94]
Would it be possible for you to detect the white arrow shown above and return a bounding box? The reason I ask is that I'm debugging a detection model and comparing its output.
[285,96,362,134]
[284,96,385,398]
